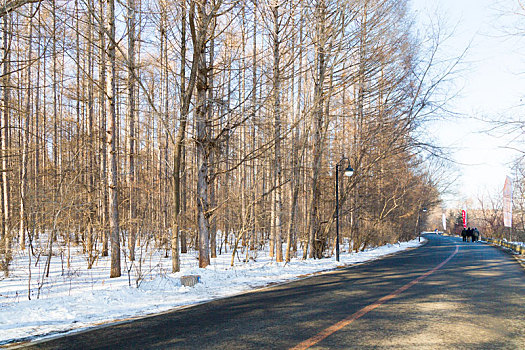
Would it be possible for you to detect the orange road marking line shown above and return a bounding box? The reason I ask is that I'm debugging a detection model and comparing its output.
[290,245,460,350]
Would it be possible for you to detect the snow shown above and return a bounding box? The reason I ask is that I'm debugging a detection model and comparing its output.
[0,238,424,345]
[512,241,525,248]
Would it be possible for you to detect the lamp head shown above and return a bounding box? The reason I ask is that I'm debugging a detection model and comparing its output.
[344,165,354,177]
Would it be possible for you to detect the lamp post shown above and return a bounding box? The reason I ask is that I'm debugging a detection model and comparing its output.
[335,157,354,262]
[418,207,428,242]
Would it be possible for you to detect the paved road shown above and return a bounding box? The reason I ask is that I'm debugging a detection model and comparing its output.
[23,234,525,349]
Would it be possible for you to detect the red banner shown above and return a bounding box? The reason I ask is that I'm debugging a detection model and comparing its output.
[462,209,467,228]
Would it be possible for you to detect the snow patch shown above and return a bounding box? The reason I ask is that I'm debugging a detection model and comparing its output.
[0,238,424,344]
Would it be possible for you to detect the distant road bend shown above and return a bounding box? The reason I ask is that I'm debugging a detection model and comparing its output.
[24,234,525,349]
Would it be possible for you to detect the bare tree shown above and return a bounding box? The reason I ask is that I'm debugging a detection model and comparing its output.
[107,0,120,278]
[127,0,137,262]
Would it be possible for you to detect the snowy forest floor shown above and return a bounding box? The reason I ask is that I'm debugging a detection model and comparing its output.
[1,237,428,344]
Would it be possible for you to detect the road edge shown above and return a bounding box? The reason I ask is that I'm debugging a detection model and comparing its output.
[3,238,429,349]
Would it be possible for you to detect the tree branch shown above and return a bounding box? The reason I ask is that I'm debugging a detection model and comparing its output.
[0,0,41,18]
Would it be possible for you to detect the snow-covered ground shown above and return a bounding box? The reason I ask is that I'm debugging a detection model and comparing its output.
[0,238,425,345]
[512,241,525,248]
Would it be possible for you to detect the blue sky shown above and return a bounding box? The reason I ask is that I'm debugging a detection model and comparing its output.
[411,0,524,206]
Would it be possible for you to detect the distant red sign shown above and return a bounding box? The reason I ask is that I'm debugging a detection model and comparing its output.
[462,209,467,228]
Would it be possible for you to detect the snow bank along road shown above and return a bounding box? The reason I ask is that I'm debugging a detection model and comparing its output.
[19,234,525,349]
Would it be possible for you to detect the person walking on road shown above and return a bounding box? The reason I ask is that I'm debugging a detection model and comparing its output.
[473,227,480,242]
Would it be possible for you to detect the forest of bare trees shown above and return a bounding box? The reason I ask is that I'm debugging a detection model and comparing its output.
[0,0,445,278]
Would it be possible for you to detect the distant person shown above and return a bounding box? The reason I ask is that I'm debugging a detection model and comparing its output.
[473,228,480,242]
[461,228,467,242]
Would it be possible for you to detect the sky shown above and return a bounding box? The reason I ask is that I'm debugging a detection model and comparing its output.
[410,0,525,207]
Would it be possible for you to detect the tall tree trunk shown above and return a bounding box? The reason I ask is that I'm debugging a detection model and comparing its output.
[99,0,109,257]
[1,13,11,274]
[174,0,218,269]
[250,0,257,252]
[286,11,301,263]
[195,45,210,268]
[87,0,96,268]
[194,0,211,268]
[127,0,136,262]
[34,8,42,243]
[208,18,217,259]
[159,0,168,255]
[52,0,59,171]
[107,0,121,278]
[352,7,367,249]
[271,2,283,262]
[171,0,186,272]
[20,7,33,252]
[307,0,328,259]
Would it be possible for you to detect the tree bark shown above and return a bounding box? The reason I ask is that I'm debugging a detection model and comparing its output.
[271,2,283,262]
[307,0,328,259]
[19,6,33,252]
[99,0,109,257]
[107,0,120,278]
[194,0,211,268]
[208,18,217,259]
[171,0,186,272]
[1,14,11,274]
[127,0,137,262]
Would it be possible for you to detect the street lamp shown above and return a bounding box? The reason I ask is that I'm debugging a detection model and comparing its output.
[335,157,354,262]
[418,207,428,242]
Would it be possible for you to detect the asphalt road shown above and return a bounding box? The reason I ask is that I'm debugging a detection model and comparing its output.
[22,234,525,349]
